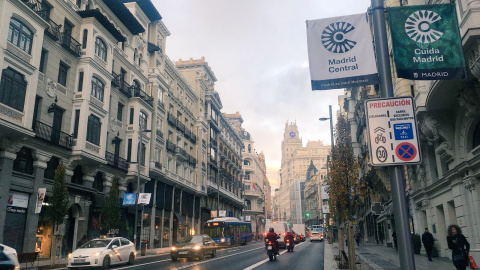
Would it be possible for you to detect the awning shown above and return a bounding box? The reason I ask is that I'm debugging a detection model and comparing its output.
[174,212,186,225]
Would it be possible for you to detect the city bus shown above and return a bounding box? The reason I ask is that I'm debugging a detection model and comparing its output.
[310,225,324,240]
[204,217,252,245]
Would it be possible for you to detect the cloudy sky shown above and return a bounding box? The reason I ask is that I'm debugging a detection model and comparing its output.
[155,0,370,187]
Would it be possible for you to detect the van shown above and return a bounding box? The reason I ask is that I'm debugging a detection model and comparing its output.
[265,221,289,248]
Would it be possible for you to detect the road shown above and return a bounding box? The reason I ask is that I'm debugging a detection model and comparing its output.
[102,240,324,270]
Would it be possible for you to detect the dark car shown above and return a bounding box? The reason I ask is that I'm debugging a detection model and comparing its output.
[170,235,216,261]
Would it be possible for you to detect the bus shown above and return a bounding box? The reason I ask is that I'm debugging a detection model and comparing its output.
[310,225,324,237]
[204,217,252,245]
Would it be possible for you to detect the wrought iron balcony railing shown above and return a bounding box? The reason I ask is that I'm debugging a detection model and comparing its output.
[176,120,185,133]
[60,32,81,56]
[32,120,72,150]
[105,151,128,171]
[190,133,197,144]
[166,140,176,152]
[111,72,132,97]
[156,129,163,139]
[167,113,177,127]
[154,161,162,170]
[131,86,153,107]
[45,18,61,40]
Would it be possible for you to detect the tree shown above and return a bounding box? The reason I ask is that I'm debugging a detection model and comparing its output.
[328,115,360,270]
[101,176,121,234]
[46,162,69,262]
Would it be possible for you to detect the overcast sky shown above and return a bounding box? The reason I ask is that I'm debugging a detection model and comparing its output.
[155,0,371,187]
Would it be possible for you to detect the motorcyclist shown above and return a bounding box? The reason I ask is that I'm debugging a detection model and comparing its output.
[285,231,295,248]
[265,228,280,255]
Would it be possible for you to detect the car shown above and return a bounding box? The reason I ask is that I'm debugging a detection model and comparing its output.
[170,235,216,261]
[0,244,20,270]
[310,232,323,242]
[67,237,135,269]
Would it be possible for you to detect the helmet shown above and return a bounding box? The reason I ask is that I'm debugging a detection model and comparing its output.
[269,228,274,233]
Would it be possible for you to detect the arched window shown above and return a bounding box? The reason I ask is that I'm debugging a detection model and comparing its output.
[139,111,148,129]
[13,147,34,175]
[91,76,104,101]
[71,165,83,185]
[44,156,60,180]
[93,171,104,192]
[0,67,27,112]
[94,37,107,61]
[8,18,33,54]
[243,160,250,166]
[87,114,101,145]
[473,121,480,149]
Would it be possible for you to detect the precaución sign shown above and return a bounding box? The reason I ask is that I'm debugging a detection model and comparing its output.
[365,97,421,166]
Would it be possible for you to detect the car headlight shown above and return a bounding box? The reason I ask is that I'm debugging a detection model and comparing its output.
[68,253,73,258]
[220,238,225,243]
[171,246,176,251]
[91,251,101,257]
[193,245,201,250]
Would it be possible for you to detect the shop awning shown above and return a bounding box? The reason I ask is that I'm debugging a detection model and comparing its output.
[174,212,186,225]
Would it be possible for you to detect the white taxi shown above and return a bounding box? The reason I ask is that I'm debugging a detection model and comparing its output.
[67,237,135,269]
[310,232,324,242]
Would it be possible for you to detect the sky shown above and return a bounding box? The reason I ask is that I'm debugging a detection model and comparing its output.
[154,0,371,187]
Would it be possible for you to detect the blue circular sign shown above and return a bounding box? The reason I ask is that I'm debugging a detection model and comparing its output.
[289,131,296,138]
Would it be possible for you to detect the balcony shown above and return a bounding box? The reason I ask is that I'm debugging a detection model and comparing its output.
[190,133,197,144]
[20,0,50,20]
[207,180,244,206]
[44,18,61,40]
[156,129,163,139]
[184,129,191,139]
[32,120,72,150]
[187,154,196,167]
[175,147,188,161]
[60,32,81,56]
[105,151,128,171]
[210,138,217,147]
[132,86,153,107]
[112,72,131,97]
[157,100,165,109]
[167,113,177,127]
[176,120,185,133]
[154,161,162,170]
[166,140,176,152]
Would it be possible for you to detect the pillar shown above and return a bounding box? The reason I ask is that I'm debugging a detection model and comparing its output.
[0,148,20,243]
[169,187,175,247]
[23,150,51,252]
[103,173,115,194]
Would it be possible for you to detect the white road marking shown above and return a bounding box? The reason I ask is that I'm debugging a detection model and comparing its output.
[52,258,172,270]
[227,248,240,253]
[242,242,305,270]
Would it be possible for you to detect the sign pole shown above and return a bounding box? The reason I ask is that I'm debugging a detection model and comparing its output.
[371,0,416,269]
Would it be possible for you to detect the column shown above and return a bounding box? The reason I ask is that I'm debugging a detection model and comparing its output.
[149,180,157,249]
[0,148,19,243]
[103,173,115,194]
[169,187,175,247]
[118,178,127,198]
[23,150,51,252]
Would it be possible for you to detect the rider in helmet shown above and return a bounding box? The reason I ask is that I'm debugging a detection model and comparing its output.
[265,228,280,255]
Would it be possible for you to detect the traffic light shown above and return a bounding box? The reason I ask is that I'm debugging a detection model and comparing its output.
[306,212,310,217]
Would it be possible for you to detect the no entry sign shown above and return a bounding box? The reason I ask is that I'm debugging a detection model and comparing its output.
[365,97,421,166]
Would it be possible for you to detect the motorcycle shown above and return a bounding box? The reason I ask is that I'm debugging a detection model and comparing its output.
[265,241,277,261]
[286,239,294,252]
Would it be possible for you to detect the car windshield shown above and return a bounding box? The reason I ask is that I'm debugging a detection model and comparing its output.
[177,235,203,244]
[79,240,110,248]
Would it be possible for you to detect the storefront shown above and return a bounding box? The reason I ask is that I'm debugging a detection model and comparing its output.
[4,192,29,252]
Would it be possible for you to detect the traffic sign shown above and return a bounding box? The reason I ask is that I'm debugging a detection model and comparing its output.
[365,96,421,166]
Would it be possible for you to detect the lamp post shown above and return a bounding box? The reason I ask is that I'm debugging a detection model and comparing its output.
[319,104,334,244]
[134,117,151,250]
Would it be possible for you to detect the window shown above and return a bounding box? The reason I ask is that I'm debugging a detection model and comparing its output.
[39,49,48,73]
[109,239,120,248]
[127,139,132,162]
[13,147,34,175]
[58,62,69,86]
[140,143,146,166]
[473,122,480,149]
[71,165,83,185]
[133,49,137,62]
[0,67,27,111]
[91,76,104,101]
[243,160,250,166]
[44,157,59,180]
[94,37,107,61]
[129,108,134,124]
[140,111,147,129]
[8,18,33,54]
[93,172,103,192]
[76,0,81,8]
[77,72,84,92]
[138,54,142,66]
[117,103,124,121]
[73,110,80,138]
[86,114,101,145]
[82,29,88,49]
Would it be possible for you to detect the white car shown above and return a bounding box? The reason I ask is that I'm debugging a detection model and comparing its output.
[67,237,135,269]
[310,232,324,242]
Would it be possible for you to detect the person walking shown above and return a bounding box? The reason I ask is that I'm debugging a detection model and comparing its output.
[447,224,470,270]
[422,228,434,261]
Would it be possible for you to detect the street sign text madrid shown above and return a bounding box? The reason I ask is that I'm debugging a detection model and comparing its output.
[366,97,421,166]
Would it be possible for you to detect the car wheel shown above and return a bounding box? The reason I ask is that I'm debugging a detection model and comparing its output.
[128,253,135,265]
[171,256,178,262]
[211,249,216,258]
[102,256,111,269]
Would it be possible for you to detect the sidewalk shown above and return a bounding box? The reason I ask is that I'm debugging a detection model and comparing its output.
[324,241,453,269]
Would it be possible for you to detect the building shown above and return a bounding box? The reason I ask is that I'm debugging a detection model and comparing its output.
[304,161,328,226]
[225,112,270,238]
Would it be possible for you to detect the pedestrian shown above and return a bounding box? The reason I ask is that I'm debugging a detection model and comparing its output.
[447,224,470,270]
[355,231,361,246]
[422,228,434,261]
[392,231,398,251]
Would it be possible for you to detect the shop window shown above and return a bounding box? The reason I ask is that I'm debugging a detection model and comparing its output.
[0,67,27,112]
[8,18,33,54]
[13,147,34,175]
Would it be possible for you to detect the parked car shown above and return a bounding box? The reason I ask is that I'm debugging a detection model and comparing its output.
[170,235,216,261]
[0,244,20,270]
[67,237,135,269]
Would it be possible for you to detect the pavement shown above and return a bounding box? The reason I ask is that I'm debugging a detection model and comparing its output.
[323,240,453,269]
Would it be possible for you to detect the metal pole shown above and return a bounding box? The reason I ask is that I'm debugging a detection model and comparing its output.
[134,121,143,250]
[329,105,334,148]
[371,0,415,269]
[217,172,220,214]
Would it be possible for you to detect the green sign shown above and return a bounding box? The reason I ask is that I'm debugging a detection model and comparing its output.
[388,4,467,80]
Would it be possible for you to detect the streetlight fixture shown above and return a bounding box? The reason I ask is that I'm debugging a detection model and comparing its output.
[319,104,334,244]
[134,117,151,250]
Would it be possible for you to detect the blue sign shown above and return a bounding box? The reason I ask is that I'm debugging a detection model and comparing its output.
[123,193,136,205]
[393,123,413,140]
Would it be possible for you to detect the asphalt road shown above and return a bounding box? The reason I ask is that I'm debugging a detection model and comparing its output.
[100,239,324,270]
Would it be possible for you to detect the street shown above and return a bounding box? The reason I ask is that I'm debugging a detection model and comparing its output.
[104,241,324,270]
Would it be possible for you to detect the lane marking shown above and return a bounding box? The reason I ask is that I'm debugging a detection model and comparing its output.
[169,247,264,270]
[54,258,172,270]
[228,248,240,253]
[243,242,305,270]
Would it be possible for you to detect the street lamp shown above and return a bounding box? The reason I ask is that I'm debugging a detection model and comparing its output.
[319,105,334,149]
[319,104,334,244]
[134,117,151,250]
